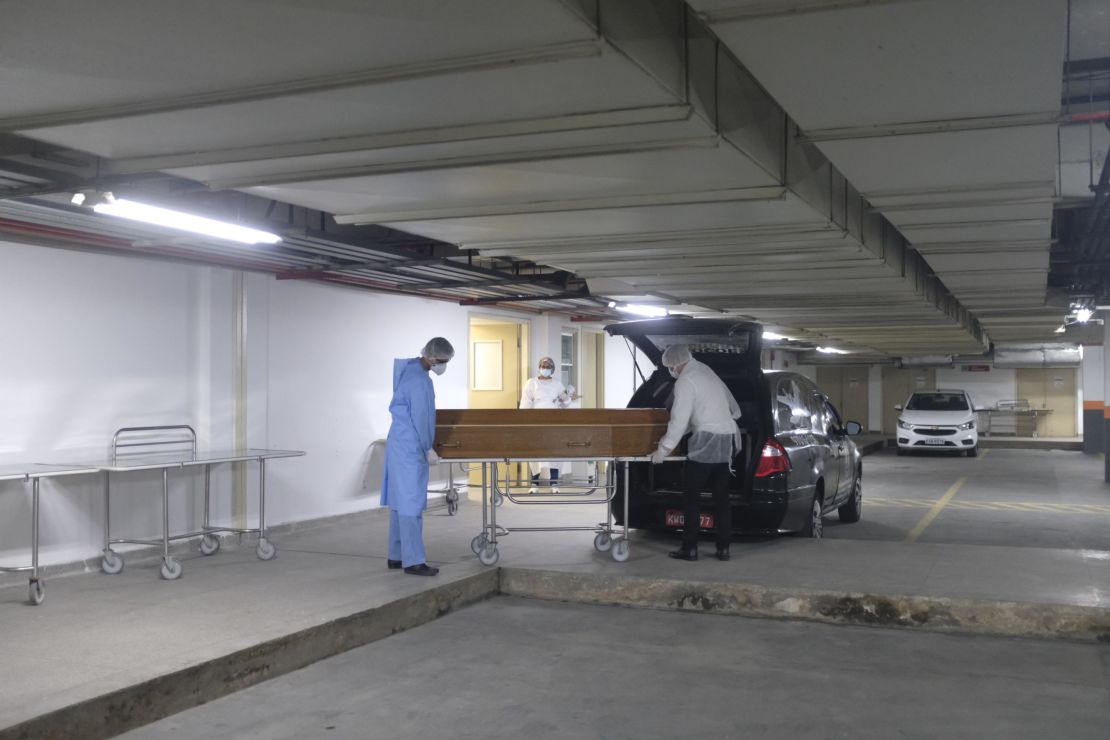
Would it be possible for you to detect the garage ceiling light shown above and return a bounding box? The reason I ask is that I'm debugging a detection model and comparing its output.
[762,331,792,341]
[816,346,848,354]
[614,303,668,318]
[1075,308,1093,323]
[84,194,282,245]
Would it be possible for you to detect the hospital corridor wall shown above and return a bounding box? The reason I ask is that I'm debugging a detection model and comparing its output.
[0,238,490,567]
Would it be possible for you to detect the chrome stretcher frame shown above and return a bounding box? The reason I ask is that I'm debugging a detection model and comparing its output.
[456,455,684,566]
[0,463,100,605]
[73,426,304,580]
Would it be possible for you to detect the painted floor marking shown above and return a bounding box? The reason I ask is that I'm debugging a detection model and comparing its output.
[904,477,965,543]
[870,497,1110,515]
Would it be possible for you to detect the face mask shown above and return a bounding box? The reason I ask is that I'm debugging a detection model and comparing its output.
[539,367,554,378]
[431,362,447,376]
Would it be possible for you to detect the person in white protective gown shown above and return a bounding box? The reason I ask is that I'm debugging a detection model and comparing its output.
[519,356,576,493]
[381,337,454,576]
[650,344,742,562]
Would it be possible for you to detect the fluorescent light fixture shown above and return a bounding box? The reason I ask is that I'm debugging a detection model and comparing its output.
[762,331,793,341]
[816,346,848,355]
[92,198,282,245]
[1054,325,1067,334]
[615,303,668,318]
[1075,308,1093,323]
[607,301,617,308]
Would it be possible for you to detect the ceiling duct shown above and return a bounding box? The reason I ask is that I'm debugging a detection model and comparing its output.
[898,355,954,368]
[993,344,1082,368]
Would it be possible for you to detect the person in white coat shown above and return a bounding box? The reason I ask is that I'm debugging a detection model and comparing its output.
[520,356,575,493]
[650,344,742,562]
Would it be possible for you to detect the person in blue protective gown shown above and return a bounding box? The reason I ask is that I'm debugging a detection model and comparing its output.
[381,337,454,576]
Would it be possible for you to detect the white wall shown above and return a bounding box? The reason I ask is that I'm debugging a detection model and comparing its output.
[265,278,469,523]
[935,367,1016,410]
[0,240,478,566]
[0,242,206,564]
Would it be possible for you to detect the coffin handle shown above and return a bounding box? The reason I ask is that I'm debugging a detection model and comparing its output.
[438,442,462,449]
[566,441,592,448]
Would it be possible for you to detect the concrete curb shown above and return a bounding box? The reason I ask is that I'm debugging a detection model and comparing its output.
[0,570,499,740]
[499,567,1110,643]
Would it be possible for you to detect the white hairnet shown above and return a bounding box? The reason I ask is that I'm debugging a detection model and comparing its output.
[421,337,455,361]
[539,356,555,367]
[661,343,692,368]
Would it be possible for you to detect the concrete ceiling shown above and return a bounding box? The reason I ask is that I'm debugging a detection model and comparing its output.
[0,0,1079,357]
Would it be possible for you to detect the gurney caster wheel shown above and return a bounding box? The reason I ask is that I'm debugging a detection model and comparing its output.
[447,495,459,516]
[160,557,183,581]
[256,538,277,561]
[101,550,124,575]
[200,534,221,556]
[470,534,488,555]
[593,532,613,552]
[478,544,499,566]
[491,492,503,508]
[28,579,45,606]
[611,538,630,563]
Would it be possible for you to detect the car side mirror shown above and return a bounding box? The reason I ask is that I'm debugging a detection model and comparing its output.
[844,421,862,436]
[893,404,903,411]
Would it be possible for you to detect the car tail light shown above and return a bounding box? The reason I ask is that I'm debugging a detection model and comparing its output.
[754,439,791,477]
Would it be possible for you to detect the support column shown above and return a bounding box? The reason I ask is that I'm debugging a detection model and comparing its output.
[1082,346,1103,454]
[1102,320,1110,480]
[867,365,883,432]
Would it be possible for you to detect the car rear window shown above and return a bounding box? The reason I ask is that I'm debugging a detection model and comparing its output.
[645,333,752,356]
[907,393,969,411]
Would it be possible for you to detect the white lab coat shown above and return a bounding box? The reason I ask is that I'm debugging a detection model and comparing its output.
[520,376,572,478]
[658,358,742,463]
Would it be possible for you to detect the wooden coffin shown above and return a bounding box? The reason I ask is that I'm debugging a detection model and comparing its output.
[434,408,669,459]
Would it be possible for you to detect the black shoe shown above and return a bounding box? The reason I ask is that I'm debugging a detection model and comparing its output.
[668,548,698,561]
[387,559,402,570]
[404,563,440,576]
[715,548,730,562]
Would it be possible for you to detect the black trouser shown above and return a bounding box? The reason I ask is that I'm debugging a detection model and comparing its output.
[681,460,733,550]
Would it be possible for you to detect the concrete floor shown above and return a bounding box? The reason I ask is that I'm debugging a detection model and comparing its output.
[118,597,1110,740]
[834,448,1110,550]
[2,448,1109,736]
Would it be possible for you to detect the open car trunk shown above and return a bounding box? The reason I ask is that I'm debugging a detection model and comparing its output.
[605,318,769,530]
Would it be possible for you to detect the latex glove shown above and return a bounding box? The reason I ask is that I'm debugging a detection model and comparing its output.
[650,447,668,465]
[426,448,440,465]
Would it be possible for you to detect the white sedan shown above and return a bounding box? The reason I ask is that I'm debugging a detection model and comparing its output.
[895,390,978,457]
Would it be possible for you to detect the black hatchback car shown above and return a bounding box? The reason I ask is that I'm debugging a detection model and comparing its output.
[607,318,863,539]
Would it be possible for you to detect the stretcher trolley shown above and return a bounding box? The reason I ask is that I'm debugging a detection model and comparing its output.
[459,455,681,566]
[73,426,304,580]
[0,463,100,605]
[368,438,464,515]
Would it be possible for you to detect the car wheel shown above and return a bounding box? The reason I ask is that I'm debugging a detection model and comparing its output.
[801,494,824,539]
[966,446,978,458]
[838,474,862,523]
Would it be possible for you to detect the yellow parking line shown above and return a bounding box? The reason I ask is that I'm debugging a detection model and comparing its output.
[904,477,966,543]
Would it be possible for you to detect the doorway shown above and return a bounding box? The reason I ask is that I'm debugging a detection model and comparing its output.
[468,316,529,497]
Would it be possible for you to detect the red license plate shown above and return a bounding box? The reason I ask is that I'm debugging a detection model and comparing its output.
[664,509,714,529]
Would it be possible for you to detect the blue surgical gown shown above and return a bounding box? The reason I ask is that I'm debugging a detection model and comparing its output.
[381,357,436,516]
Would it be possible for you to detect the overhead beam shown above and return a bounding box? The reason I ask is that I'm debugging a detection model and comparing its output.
[699,0,925,23]
[109,105,693,174]
[798,112,1059,143]
[206,135,720,190]
[0,39,603,133]
[335,186,786,225]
